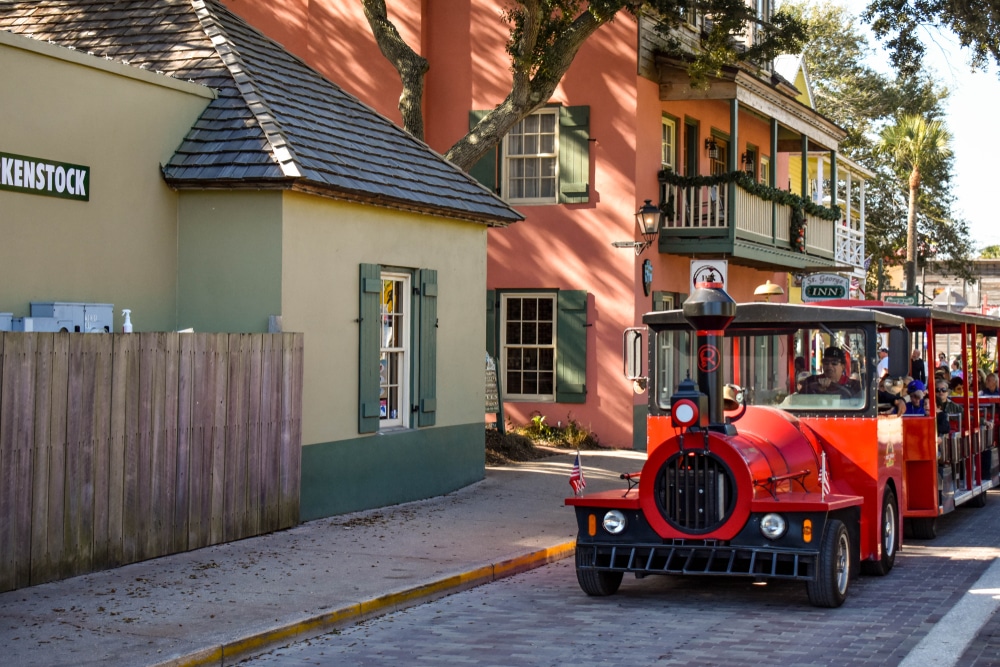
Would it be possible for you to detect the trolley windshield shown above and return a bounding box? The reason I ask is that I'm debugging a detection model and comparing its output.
[655,326,870,413]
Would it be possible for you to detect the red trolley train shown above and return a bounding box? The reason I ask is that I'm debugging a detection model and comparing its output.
[567,283,1000,607]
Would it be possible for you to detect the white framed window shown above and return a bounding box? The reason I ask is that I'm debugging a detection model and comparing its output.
[661,116,677,171]
[504,110,558,205]
[760,155,771,185]
[380,272,410,429]
[501,293,556,401]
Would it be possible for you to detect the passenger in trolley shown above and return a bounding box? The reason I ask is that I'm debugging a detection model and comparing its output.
[798,346,862,397]
[903,380,929,415]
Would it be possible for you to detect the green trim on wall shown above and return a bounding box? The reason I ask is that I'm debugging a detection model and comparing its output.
[300,422,486,520]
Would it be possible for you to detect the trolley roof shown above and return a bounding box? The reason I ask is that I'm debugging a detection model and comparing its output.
[643,302,906,333]
[815,300,1000,336]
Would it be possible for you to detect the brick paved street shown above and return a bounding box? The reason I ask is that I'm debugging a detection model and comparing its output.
[240,496,1000,667]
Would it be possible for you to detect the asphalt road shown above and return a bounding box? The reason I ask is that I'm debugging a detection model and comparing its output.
[238,495,1000,667]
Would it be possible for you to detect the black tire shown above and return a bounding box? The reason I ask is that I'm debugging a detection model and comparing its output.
[575,548,623,596]
[862,488,898,576]
[907,517,937,540]
[806,519,851,608]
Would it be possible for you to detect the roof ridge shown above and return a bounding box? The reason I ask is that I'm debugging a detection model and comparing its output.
[191,0,301,178]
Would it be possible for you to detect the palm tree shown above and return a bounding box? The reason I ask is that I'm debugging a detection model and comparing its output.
[877,115,952,298]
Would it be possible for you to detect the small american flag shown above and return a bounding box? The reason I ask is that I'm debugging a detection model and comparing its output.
[569,453,586,495]
[820,451,831,499]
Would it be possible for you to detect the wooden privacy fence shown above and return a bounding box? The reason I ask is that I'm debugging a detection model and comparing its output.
[0,331,303,592]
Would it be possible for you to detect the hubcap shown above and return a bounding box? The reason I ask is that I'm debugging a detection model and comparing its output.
[835,532,850,594]
[884,501,896,558]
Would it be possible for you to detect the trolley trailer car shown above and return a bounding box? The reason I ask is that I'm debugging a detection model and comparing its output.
[821,301,1000,538]
[566,283,998,607]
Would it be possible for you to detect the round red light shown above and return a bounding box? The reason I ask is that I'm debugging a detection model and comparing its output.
[672,398,699,428]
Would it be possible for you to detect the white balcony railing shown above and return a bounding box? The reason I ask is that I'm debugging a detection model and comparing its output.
[835,223,865,270]
[660,178,850,263]
[663,183,728,229]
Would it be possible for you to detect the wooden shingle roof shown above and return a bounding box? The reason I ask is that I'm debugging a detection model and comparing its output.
[0,0,521,225]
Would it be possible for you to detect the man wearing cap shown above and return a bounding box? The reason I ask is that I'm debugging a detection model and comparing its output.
[800,347,862,397]
[876,347,889,378]
[935,379,963,435]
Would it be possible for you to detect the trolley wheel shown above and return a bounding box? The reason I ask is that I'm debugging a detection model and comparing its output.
[968,490,988,508]
[862,488,898,576]
[575,548,623,596]
[806,519,851,608]
[907,517,937,540]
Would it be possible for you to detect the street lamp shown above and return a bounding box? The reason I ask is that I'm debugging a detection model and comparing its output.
[612,200,661,256]
[754,279,784,302]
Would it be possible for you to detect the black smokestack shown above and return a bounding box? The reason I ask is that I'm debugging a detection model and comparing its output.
[682,282,736,425]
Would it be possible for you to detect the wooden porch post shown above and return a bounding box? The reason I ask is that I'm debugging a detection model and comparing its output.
[800,134,809,199]
[830,150,838,207]
[770,118,778,242]
[728,98,738,236]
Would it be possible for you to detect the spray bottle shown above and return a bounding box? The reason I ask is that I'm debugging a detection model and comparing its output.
[122,309,133,333]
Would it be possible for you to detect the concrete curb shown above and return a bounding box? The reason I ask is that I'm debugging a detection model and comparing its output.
[152,540,577,667]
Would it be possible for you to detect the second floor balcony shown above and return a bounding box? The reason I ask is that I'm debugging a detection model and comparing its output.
[657,171,864,274]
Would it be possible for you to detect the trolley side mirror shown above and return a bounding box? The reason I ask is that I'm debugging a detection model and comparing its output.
[887,327,910,378]
[624,327,647,391]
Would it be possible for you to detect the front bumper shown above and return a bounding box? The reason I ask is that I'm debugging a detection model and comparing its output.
[573,506,830,582]
[575,540,819,581]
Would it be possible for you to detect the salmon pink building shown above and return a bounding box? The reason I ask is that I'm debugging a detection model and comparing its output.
[225,1,870,450]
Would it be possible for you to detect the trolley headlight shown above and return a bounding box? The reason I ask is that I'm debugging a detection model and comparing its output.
[759,513,787,540]
[602,510,627,535]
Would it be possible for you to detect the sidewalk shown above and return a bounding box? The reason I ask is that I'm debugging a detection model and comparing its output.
[0,449,645,667]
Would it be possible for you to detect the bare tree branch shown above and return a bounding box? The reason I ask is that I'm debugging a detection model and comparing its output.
[360,0,429,140]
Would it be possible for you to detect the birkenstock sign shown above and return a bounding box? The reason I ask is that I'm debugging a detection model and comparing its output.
[1,151,90,201]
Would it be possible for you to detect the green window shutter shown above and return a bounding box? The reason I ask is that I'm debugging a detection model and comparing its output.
[468,110,500,194]
[486,289,497,359]
[556,290,588,403]
[559,105,590,204]
[358,263,382,433]
[417,269,438,427]
[652,291,687,312]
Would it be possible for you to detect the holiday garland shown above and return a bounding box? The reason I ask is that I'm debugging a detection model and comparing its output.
[657,169,841,222]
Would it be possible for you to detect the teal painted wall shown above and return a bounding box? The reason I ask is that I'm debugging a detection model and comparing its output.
[177,191,283,333]
[300,422,486,519]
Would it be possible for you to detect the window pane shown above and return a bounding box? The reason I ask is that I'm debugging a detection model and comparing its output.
[379,274,410,427]
[522,322,537,345]
[505,110,557,203]
[502,294,557,400]
[506,321,521,344]
[538,322,553,345]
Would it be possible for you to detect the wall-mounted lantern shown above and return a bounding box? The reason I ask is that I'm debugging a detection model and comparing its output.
[612,199,661,256]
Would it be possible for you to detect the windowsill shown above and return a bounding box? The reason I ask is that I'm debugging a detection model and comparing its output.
[377,426,410,435]
[506,199,559,207]
[503,397,557,403]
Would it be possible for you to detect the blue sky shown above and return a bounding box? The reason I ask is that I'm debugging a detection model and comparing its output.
[833,1,1000,252]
